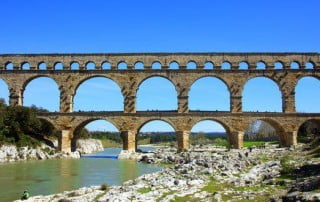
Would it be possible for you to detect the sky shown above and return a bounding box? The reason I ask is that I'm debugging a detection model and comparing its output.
[0,0,319,133]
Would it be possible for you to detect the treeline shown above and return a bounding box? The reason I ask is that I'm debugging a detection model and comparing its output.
[0,100,57,147]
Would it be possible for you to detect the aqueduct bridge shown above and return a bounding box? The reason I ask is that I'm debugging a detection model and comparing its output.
[0,52,320,152]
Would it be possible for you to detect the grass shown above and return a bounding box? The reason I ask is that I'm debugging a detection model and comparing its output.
[137,187,152,194]
[243,141,278,147]
[156,190,176,202]
[100,139,122,148]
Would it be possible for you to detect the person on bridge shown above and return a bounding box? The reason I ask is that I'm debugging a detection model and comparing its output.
[20,190,29,200]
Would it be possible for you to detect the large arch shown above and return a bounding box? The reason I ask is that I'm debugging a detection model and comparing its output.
[242,77,282,112]
[297,119,320,144]
[136,76,178,111]
[137,119,177,150]
[73,77,123,111]
[72,118,120,152]
[23,76,60,112]
[295,76,320,113]
[0,78,9,105]
[190,119,229,146]
[189,76,230,111]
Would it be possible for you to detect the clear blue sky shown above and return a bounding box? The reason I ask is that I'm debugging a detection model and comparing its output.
[0,0,319,133]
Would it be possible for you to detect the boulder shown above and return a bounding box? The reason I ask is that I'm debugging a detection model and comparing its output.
[76,139,104,154]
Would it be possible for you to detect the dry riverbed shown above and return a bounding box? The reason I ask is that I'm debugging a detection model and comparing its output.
[15,144,320,202]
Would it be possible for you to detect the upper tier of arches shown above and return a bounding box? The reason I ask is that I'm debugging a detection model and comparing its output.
[0,53,318,70]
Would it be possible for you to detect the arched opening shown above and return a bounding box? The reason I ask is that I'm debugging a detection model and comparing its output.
[71,62,80,70]
[134,62,144,70]
[118,62,127,70]
[54,62,63,70]
[86,62,95,70]
[189,77,230,111]
[256,61,266,70]
[191,120,228,146]
[295,76,320,113]
[37,118,60,148]
[204,61,214,69]
[0,78,9,105]
[274,62,283,69]
[138,120,176,150]
[169,61,179,70]
[305,62,314,69]
[74,77,123,111]
[298,119,320,144]
[242,77,282,112]
[221,61,231,70]
[102,61,111,70]
[136,76,178,111]
[239,62,249,70]
[38,62,47,70]
[72,119,120,152]
[152,62,161,70]
[23,77,60,112]
[5,62,13,70]
[291,61,300,69]
[187,61,197,69]
[22,62,30,70]
[244,120,280,147]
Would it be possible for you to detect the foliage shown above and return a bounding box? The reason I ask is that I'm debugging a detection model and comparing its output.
[137,187,151,194]
[280,156,295,175]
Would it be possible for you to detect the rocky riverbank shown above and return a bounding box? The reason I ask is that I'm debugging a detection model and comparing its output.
[14,144,320,201]
[0,138,104,163]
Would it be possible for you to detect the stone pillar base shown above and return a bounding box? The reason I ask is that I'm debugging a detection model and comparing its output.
[177,131,190,152]
[121,131,136,152]
[58,129,72,153]
[281,131,297,147]
[229,131,244,149]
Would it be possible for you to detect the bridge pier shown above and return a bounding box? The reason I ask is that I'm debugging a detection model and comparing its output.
[229,131,244,149]
[121,130,136,152]
[281,131,298,147]
[177,131,190,152]
[58,129,72,153]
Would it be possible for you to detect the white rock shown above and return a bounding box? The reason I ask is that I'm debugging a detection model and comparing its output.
[76,139,104,154]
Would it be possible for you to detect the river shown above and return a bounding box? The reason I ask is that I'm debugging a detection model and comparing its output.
[0,147,162,202]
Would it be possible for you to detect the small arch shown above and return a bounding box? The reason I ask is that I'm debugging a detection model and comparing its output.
[297,119,320,144]
[204,61,214,69]
[256,61,266,70]
[187,61,197,69]
[239,61,249,70]
[134,61,144,70]
[86,61,96,70]
[136,76,178,111]
[0,78,9,105]
[274,61,284,69]
[290,61,300,69]
[191,120,229,146]
[242,77,282,112]
[152,61,161,69]
[54,62,63,70]
[21,62,30,70]
[71,62,80,70]
[221,61,231,70]
[305,62,315,69]
[5,62,13,70]
[169,61,179,70]
[38,62,47,70]
[295,76,320,112]
[117,61,127,70]
[102,61,111,70]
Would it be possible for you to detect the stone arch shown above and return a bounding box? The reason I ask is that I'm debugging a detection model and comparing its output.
[54,62,64,70]
[191,118,231,136]
[21,62,30,70]
[295,76,320,113]
[242,76,283,112]
[85,61,96,70]
[136,75,178,110]
[221,61,231,69]
[256,61,267,69]
[274,61,284,69]
[188,76,231,111]
[134,61,144,70]
[187,61,197,69]
[204,61,214,69]
[0,77,10,104]
[151,61,162,69]
[70,61,80,70]
[23,76,60,111]
[297,119,320,143]
[169,61,179,69]
[38,62,47,70]
[5,61,13,70]
[245,118,286,146]
[239,61,249,70]
[290,61,300,69]
[137,118,177,133]
[73,76,124,111]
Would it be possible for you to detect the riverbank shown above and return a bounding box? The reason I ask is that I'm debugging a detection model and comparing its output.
[16,143,320,201]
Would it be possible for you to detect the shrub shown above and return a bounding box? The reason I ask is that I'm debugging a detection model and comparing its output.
[100,184,109,191]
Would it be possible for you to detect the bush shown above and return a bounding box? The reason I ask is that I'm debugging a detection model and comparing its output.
[280,156,295,175]
[100,184,109,191]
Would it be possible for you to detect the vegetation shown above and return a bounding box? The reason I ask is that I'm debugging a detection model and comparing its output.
[0,100,58,148]
[137,187,152,194]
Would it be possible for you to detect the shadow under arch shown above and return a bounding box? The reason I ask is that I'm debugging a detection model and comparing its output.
[36,117,59,148]
[136,75,178,111]
[188,76,231,111]
[245,118,286,146]
[242,76,283,112]
[297,119,320,144]
[71,118,121,152]
[23,76,60,111]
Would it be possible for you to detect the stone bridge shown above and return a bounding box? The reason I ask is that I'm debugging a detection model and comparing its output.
[0,52,319,152]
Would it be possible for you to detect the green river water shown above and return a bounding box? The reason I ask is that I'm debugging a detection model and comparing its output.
[0,147,162,202]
